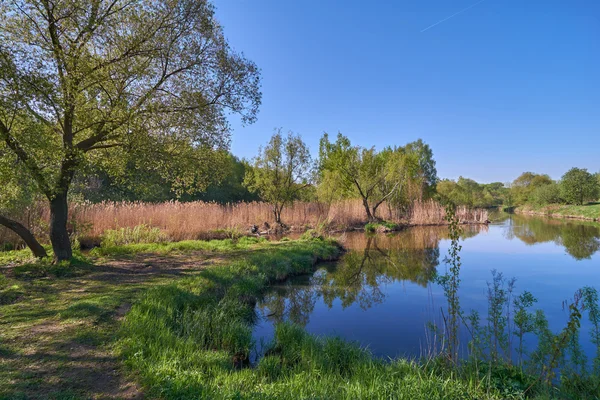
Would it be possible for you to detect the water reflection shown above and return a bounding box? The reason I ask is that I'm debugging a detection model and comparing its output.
[259,226,489,327]
[505,215,600,260]
[254,217,600,359]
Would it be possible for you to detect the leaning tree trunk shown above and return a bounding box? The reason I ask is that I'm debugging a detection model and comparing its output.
[49,193,72,261]
[0,214,47,258]
[362,198,375,222]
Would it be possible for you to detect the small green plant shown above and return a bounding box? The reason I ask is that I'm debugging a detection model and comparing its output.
[513,291,538,367]
[436,202,463,363]
[100,224,169,247]
[364,220,398,233]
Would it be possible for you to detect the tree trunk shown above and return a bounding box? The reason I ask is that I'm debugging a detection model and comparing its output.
[362,198,374,221]
[49,193,72,261]
[0,214,47,258]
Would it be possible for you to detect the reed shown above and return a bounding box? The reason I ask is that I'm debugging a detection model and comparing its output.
[1,199,488,248]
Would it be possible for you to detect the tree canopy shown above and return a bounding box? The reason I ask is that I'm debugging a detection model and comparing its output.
[0,0,261,259]
[560,168,599,206]
[317,133,437,221]
[244,130,312,224]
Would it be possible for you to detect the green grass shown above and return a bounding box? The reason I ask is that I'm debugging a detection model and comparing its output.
[90,235,268,257]
[516,203,600,220]
[364,220,400,233]
[116,238,512,399]
[0,237,339,399]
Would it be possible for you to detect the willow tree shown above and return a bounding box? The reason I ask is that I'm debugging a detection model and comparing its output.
[244,130,312,224]
[317,133,436,221]
[0,0,261,260]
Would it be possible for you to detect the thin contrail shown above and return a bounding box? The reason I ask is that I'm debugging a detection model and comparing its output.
[420,0,487,32]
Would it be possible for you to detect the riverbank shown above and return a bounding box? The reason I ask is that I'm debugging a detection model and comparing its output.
[514,203,600,221]
[0,236,501,399]
[2,233,596,399]
[0,237,337,398]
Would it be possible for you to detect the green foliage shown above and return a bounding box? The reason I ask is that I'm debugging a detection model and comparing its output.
[0,0,262,260]
[100,225,169,247]
[436,178,507,208]
[244,130,312,223]
[435,203,462,362]
[531,183,563,205]
[318,133,437,221]
[560,168,599,205]
[364,221,399,232]
[91,236,267,257]
[511,172,554,205]
[513,291,538,366]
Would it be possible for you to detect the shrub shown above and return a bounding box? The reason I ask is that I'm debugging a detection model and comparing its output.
[531,183,562,205]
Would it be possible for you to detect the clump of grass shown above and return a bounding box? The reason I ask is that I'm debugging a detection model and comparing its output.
[101,224,169,247]
[364,220,399,233]
[91,235,268,257]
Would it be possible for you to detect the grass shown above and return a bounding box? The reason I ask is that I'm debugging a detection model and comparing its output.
[2,234,570,399]
[364,220,400,232]
[115,237,510,399]
[0,236,330,399]
[516,203,600,220]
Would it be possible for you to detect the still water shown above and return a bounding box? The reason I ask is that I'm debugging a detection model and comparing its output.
[253,215,600,359]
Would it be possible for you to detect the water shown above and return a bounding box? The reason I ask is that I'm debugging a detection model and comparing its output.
[253,215,600,360]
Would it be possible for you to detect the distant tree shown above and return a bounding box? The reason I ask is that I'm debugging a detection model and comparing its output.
[531,183,562,205]
[0,0,261,261]
[318,133,434,221]
[511,172,553,205]
[244,130,312,224]
[560,168,599,205]
[196,155,259,203]
[436,178,507,208]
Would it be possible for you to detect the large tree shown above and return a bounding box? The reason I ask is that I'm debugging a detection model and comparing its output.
[560,167,599,205]
[318,133,437,221]
[0,0,261,260]
[244,130,312,224]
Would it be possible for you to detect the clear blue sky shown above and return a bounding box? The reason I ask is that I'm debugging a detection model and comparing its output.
[213,0,599,183]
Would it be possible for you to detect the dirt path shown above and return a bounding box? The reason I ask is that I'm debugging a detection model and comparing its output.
[0,251,223,399]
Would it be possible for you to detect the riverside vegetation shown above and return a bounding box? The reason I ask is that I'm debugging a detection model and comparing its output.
[1,214,600,398]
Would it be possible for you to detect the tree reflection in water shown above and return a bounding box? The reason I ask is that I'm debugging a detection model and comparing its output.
[505,215,600,260]
[258,225,487,327]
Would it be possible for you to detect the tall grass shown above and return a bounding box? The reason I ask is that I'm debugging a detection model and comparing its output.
[1,199,489,248]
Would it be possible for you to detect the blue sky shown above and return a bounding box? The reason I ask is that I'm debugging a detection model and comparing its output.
[213,0,599,183]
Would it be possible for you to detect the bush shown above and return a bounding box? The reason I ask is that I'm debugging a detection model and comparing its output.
[531,183,562,205]
[100,224,169,247]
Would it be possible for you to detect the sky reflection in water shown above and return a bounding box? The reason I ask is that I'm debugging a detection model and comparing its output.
[253,215,600,359]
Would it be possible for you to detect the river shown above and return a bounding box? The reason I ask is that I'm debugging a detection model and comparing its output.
[253,214,600,361]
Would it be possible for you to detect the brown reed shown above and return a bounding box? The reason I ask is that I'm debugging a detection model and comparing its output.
[1,199,488,248]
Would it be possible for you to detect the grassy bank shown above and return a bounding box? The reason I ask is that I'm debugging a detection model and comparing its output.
[3,235,575,399]
[0,237,335,399]
[515,203,600,221]
[116,237,509,400]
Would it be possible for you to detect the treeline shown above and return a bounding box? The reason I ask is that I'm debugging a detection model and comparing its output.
[437,169,600,209]
[69,129,439,225]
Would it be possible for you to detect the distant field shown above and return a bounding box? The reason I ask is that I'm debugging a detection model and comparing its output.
[516,203,600,220]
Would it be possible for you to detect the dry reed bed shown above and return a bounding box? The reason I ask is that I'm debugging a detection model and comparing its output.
[1,199,488,247]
